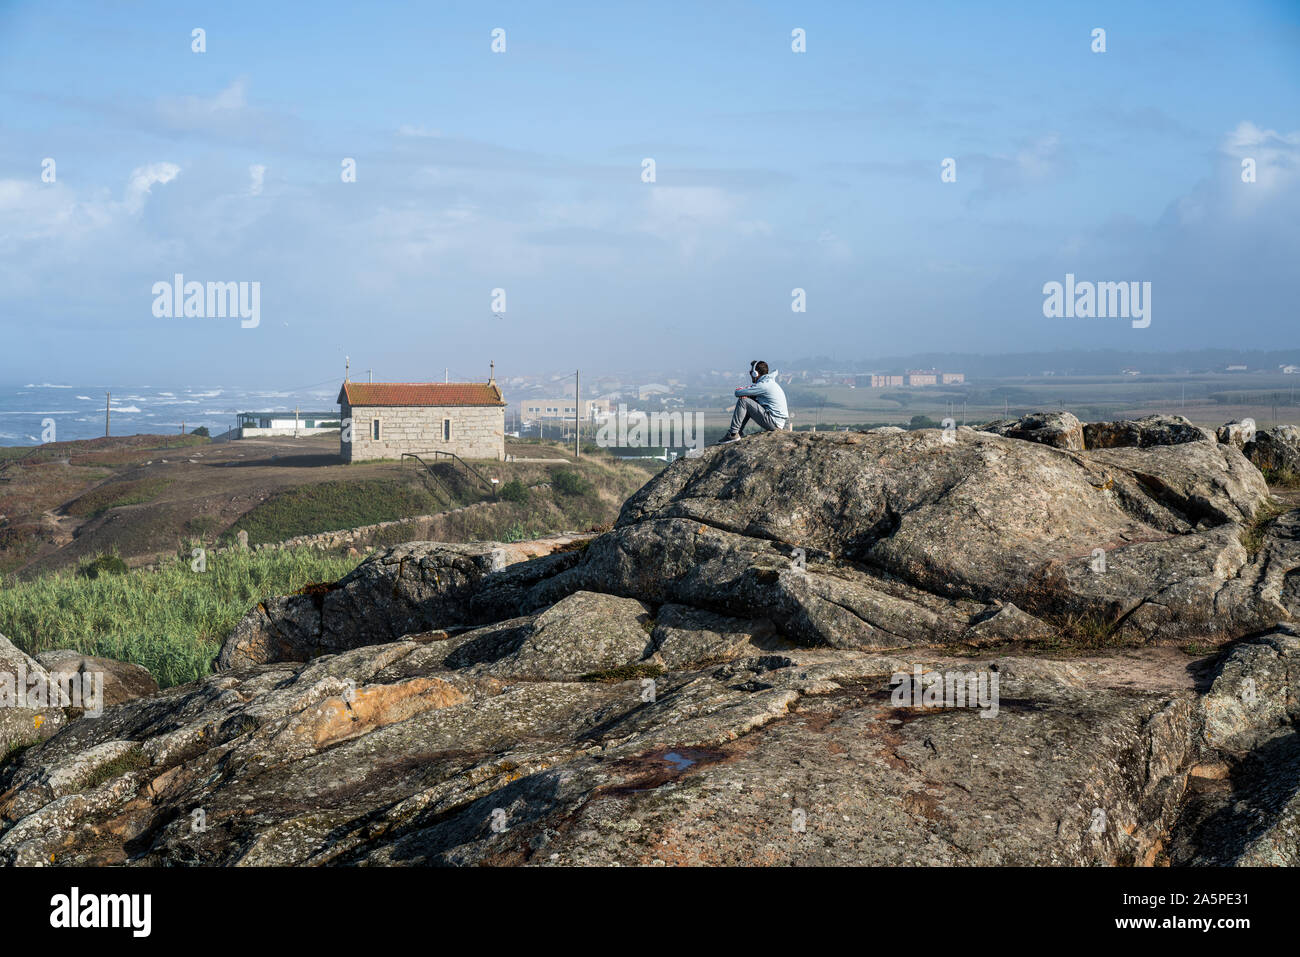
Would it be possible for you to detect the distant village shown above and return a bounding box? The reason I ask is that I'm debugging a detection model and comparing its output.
[226,358,1300,463]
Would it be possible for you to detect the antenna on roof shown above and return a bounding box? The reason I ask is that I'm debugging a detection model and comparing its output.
[489,360,495,384]
[345,356,350,382]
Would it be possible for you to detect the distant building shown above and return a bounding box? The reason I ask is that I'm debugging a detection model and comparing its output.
[941,372,965,385]
[905,369,939,386]
[868,374,905,388]
[1121,368,1141,376]
[638,383,672,400]
[520,398,611,422]
[337,379,505,462]
[1225,364,1248,372]
[1281,365,1299,375]
[236,411,339,438]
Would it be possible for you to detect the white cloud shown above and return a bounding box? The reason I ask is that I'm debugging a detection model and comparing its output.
[125,162,181,212]
[248,164,266,196]
[1221,120,1299,193]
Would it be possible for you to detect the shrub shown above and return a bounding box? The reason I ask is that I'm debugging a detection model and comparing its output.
[550,469,592,496]
[77,552,128,579]
[190,426,210,438]
[498,479,529,503]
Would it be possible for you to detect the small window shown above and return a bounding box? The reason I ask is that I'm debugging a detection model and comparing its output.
[443,418,451,441]
[371,419,381,441]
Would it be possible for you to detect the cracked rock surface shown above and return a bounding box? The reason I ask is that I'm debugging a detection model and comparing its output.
[3,425,1298,866]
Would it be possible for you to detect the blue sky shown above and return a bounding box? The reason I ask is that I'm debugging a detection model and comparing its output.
[1,0,1297,385]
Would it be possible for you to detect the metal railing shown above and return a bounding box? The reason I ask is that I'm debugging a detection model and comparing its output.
[402,451,497,498]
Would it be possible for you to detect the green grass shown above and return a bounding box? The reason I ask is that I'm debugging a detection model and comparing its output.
[76,747,149,791]
[1263,466,1300,490]
[64,477,173,518]
[1031,611,1122,651]
[221,476,462,545]
[0,547,364,688]
[580,663,665,683]
[1241,498,1291,556]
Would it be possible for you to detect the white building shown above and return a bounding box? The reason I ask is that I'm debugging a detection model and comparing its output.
[236,411,339,438]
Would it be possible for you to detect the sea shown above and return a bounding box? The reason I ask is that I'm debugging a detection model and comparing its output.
[0,382,343,447]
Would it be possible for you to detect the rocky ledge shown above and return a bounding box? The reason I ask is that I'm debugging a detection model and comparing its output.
[2,415,1298,865]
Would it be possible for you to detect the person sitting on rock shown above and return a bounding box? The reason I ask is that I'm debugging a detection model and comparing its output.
[719,360,789,442]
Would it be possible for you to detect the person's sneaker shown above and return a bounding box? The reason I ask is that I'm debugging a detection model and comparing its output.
[713,433,741,445]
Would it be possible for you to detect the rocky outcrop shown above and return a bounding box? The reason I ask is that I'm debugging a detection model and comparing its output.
[224,426,1292,660]
[0,635,68,756]
[34,651,158,708]
[980,411,1084,450]
[1083,414,1213,449]
[2,419,1298,866]
[1244,425,1300,476]
[2,630,1293,866]
[217,534,594,669]
[1216,420,1256,450]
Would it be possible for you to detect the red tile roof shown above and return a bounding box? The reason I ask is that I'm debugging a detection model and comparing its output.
[338,382,505,407]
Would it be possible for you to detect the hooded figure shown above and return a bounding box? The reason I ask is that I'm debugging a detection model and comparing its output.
[721,360,788,442]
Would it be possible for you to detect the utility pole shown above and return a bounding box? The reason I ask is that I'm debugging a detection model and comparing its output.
[367,369,373,384]
[105,392,110,437]
[575,369,580,460]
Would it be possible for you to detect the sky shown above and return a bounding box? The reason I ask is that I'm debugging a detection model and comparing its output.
[0,0,1297,386]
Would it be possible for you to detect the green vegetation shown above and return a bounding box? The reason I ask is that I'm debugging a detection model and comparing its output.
[77,551,128,579]
[503,521,548,542]
[1263,467,1300,490]
[497,479,529,503]
[76,747,149,791]
[0,547,364,688]
[65,477,173,518]
[1031,611,1122,652]
[190,426,210,438]
[580,663,665,683]
[222,476,458,545]
[184,514,222,540]
[550,469,593,496]
[1241,498,1290,557]
[1,740,34,768]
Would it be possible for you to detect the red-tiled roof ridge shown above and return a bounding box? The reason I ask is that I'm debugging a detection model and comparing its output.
[337,381,505,407]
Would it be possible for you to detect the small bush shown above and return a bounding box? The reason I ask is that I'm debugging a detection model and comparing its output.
[77,552,129,579]
[550,469,592,496]
[190,426,210,438]
[498,479,529,503]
